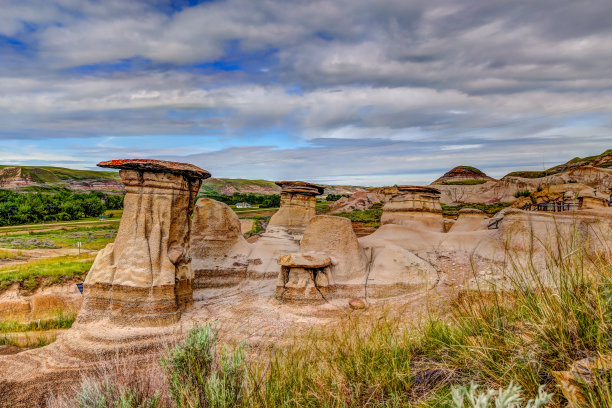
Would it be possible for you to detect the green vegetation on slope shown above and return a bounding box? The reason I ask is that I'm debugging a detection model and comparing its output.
[66,233,612,407]
[441,202,511,216]
[0,253,94,291]
[335,202,383,226]
[439,179,488,185]
[200,178,280,195]
[0,165,119,183]
[0,311,75,333]
[505,149,612,179]
[0,225,118,250]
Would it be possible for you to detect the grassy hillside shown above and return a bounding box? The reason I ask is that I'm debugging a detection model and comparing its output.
[0,165,120,184]
[504,149,612,179]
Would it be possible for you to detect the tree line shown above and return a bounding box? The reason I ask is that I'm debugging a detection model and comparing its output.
[0,189,124,226]
[201,192,281,208]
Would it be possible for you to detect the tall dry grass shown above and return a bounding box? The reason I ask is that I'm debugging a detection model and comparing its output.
[51,219,612,407]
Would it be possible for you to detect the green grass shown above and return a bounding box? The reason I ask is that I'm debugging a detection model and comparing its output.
[0,224,118,250]
[441,202,511,216]
[0,332,57,348]
[0,310,76,333]
[0,253,94,291]
[0,249,24,260]
[0,165,120,183]
[439,179,488,185]
[335,202,383,225]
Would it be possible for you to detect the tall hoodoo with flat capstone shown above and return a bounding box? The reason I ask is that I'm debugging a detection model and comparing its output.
[247,180,325,279]
[268,181,325,233]
[80,159,210,326]
[381,185,444,231]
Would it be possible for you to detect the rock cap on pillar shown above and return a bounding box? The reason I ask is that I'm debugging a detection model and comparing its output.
[395,185,441,195]
[275,181,325,196]
[98,158,211,180]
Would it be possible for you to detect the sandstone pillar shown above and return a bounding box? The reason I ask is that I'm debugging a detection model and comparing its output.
[247,181,324,279]
[268,181,325,233]
[80,159,210,326]
[381,186,444,231]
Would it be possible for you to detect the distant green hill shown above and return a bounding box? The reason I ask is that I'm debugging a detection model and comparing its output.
[0,165,121,191]
[504,149,612,179]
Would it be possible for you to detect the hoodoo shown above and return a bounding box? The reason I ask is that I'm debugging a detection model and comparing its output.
[247,180,325,279]
[380,185,444,231]
[268,181,325,232]
[276,215,368,303]
[79,159,210,326]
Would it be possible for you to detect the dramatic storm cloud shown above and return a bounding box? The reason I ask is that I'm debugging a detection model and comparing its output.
[2,0,612,184]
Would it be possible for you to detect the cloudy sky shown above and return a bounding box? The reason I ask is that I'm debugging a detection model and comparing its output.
[2,0,612,185]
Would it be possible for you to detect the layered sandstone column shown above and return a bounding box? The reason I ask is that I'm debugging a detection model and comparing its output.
[247,181,324,279]
[268,181,325,233]
[80,159,210,326]
[381,186,444,231]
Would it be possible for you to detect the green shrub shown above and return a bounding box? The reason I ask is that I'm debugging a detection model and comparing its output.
[159,323,247,408]
[451,382,552,408]
[514,190,531,198]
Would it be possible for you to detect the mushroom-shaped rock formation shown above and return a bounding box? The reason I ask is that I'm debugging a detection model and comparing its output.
[268,181,325,232]
[80,159,210,326]
[450,208,489,232]
[275,252,332,304]
[247,180,325,279]
[190,198,252,289]
[277,215,369,300]
[381,186,444,231]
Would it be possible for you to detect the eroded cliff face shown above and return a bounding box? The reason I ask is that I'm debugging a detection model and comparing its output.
[80,160,209,326]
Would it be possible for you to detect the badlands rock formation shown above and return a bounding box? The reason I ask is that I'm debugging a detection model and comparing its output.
[381,186,444,231]
[247,181,324,279]
[80,159,209,326]
[450,208,489,232]
[191,198,252,288]
[276,215,370,303]
[268,181,325,232]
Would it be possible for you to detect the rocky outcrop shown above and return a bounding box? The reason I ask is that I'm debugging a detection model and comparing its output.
[190,198,252,288]
[275,216,369,303]
[450,208,489,232]
[275,252,332,304]
[247,181,325,279]
[80,159,210,326]
[268,181,325,232]
[329,190,384,213]
[381,186,444,231]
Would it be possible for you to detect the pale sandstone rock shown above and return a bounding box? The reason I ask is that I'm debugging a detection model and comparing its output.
[348,298,366,309]
[268,181,325,232]
[275,215,368,303]
[275,252,332,303]
[248,181,324,279]
[450,208,489,232]
[190,198,252,288]
[81,159,209,326]
[278,252,331,268]
[381,186,444,231]
[246,226,301,279]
